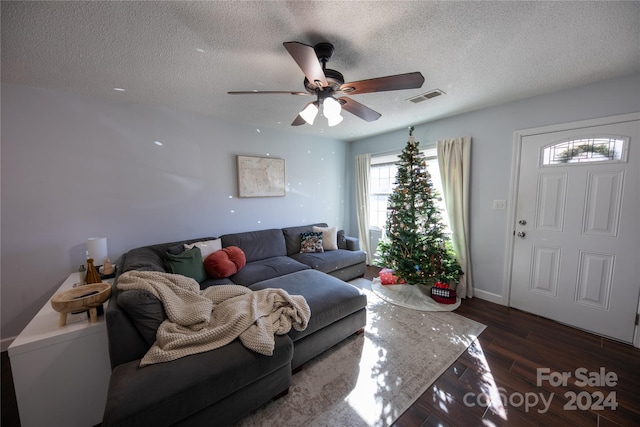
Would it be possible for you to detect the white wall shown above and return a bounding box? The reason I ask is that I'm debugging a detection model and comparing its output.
[1,83,348,342]
[348,73,640,302]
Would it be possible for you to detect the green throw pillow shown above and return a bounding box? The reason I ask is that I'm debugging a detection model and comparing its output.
[166,247,206,283]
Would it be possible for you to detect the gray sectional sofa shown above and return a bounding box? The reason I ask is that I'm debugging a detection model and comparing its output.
[103,223,367,426]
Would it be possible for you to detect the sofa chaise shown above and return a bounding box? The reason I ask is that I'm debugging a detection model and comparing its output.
[103,223,367,426]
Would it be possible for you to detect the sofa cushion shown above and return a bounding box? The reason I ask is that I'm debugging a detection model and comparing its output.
[184,238,222,259]
[221,229,286,263]
[103,335,293,427]
[300,232,324,253]
[313,225,338,251]
[249,269,367,342]
[117,290,166,348]
[337,230,347,249]
[204,251,236,279]
[121,237,218,273]
[226,246,246,269]
[289,249,367,275]
[166,244,185,255]
[165,247,207,283]
[204,246,247,279]
[230,256,310,286]
[121,247,168,273]
[282,223,328,255]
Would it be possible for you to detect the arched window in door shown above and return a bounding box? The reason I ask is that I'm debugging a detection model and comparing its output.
[542,135,628,166]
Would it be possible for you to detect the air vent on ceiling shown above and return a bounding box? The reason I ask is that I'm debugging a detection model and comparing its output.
[408,89,445,103]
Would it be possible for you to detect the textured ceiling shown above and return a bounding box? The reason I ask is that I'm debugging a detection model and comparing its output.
[2,1,639,141]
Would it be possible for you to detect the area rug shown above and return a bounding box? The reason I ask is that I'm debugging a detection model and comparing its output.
[371,277,461,311]
[235,279,485,427]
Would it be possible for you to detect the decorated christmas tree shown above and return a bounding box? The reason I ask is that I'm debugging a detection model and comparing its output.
[375,127,462,285]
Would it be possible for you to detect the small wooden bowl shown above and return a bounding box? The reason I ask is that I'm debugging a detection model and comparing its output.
[51,283,112,326]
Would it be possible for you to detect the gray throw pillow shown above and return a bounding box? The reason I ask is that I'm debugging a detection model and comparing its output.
[337,230,347,249]
[166,244,185,255]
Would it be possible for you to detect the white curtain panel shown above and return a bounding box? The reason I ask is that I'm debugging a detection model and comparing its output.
[355,153,372,265]
[437,137,473,298]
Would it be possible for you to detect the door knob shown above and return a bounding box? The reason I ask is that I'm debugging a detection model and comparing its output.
[518,219,527,225]
[517,231,526,238]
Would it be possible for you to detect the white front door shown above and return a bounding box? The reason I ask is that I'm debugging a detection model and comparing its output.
[509,114,640,343]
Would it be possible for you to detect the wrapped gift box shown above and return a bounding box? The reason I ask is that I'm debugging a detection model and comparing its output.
[430,286,457,304]
[379,268,405,285]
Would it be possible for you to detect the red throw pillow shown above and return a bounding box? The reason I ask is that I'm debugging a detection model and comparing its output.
[224,246,246,271]
[204,246,246,279]
[204,250,235,279]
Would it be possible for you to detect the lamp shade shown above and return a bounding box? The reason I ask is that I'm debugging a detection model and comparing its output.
[323,97,341,117]
[87,237,108,265]
[323,97,343,127]
[299,102,319,125]
[327,114,344,127]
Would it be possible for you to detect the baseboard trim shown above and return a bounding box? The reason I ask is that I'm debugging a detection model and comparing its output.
[472,289,505,305]
[1,336,16,353]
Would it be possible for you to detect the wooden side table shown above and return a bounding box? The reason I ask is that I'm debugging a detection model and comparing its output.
[8,272,113,427]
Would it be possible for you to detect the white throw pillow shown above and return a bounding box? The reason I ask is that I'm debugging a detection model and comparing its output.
[313,226,338,251]
[184,239,222,260]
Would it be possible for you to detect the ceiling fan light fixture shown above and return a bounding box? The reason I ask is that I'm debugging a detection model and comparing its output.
[323,96,341,117]
[327,114,343,127]
[322,97,343,127]
[299,102,319,125]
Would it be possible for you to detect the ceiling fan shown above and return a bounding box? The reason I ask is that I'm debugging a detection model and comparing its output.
[228,41,425,127]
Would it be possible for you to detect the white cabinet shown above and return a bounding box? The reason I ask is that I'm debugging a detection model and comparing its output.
[8,273,112,427]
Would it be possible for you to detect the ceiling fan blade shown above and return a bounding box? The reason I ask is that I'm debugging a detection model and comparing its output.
[340,72,425,95]
[291,114,306,126]
[338,97,382,122]
[228,91,309,95]
[283,42,327,88]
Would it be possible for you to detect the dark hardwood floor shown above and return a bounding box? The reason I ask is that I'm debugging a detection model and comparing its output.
[370,272,640,426]
[3,268,638,427]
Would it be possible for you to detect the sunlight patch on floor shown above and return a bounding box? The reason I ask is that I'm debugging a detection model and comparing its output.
[344,333,398,426]
[467,341,507,421]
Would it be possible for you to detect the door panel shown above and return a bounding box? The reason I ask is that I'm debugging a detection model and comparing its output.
[536,173,567,231]
[510,118,639,343]
[575,251,613,309]
[583,170,623,236]
[530,245,561,296]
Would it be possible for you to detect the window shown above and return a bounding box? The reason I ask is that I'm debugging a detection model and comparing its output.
[542,135,628,166]
[369,148,450,232]
[369,161,397,229]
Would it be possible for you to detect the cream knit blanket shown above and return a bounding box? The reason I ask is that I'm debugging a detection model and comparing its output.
[117,271,310,367]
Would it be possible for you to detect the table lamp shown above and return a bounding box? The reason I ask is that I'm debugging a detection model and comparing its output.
[87,237,108,267]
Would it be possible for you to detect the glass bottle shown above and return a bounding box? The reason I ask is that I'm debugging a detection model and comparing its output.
[78,264,86,285]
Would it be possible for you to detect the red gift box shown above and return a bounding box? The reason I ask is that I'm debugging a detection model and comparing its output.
[430,286,457,304]
[379,268,405,285]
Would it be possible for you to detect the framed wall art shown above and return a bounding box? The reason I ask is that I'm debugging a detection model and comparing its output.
[237,155,286,198]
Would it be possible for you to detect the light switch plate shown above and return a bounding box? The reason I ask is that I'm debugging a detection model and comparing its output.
[493,200,506,210]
